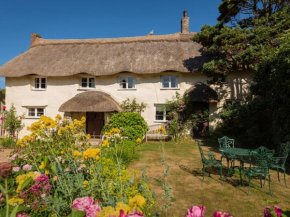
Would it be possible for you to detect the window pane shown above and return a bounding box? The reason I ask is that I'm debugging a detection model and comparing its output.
[171,76,178,88]
[155,105,165,120]
[81,78,87,88]
[28,108,35,117]
[35,78,39,89]
[128,77,135,88]
[37,108,44,117]
[41,78,46,89]
[120,78,127,89]
[162,76,170,88]
[89,78,95,88]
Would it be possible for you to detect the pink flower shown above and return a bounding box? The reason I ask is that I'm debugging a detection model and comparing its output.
[214,212,233,217]
[22,164,32,171]
[129,210,144,217]
[72,197,101,217]
[2,106,6,110]
[185,206,205,217]
[11,154,18,161]
[264,206,283,217]
[0,117,3,121]
[0,193,4,205]
[16,213,30,217]
[13,167,21,172]
[35,174,49,183]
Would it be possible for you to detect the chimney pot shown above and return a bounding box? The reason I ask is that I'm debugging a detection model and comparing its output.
[31,33,42,46]
[181,11,190,34]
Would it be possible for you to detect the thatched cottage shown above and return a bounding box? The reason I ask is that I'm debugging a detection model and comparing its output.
[0,12,252,138]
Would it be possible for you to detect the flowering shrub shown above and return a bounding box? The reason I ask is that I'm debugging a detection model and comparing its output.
[264,205,283,217]
[185,206,206,217]
[0,115,155,216]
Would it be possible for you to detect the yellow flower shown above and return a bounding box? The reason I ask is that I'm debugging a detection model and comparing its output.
[96,156,100,161]
[102,139,109,147]
[136,138,142,144]
[83,148,101,160]
[129,195,146,210]
[8,197,24,206]
[16,172,40,193]
[86,134,91,140]
[115,202,130,215]
[73,150,82,159]
[55,114,62,121]
[83,180,89,188]
[60,151,64,154]
[45,169,50,175]
[39,161,45,170]
[97,206,115,217]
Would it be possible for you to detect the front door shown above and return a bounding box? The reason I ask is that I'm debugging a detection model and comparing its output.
[86,112,104,138]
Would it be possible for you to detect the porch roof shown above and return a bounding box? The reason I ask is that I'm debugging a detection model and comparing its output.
[59,91,122,113]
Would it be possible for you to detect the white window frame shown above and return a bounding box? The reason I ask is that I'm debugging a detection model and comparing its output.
[33,77,46,90]
[118,77,136,90]
[154,104,168,122]
[161,76,179,89]
[27,108,45,118]
[80,77,95,89]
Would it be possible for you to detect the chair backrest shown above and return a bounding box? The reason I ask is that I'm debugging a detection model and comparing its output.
[278,142,290,157]
[218,136,235,149]
[197,141,206,163]
[249,146,274,170]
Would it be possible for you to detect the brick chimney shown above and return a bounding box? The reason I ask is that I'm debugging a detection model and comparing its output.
[181,11,190,34]
[31,33,42,46]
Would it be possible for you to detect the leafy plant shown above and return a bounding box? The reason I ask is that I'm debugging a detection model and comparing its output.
[120,98,147,114]
[1,105,24,138]
[102,112,149,141]
[1,137,16,148]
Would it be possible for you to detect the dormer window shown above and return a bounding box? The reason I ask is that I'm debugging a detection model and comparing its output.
[161,76,178,89]
[34,78,46,90]
[81,77,95,89]
[119,77,136,89]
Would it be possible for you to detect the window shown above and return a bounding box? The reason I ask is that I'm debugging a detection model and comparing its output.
[27,108,45,118]
[81,77,95,89]
[34,78,46,89]
[155,105,169,122]
[161,76,178,88]
[119,77,136,89]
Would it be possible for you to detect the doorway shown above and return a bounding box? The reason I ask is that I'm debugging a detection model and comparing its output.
[86,112,104,138]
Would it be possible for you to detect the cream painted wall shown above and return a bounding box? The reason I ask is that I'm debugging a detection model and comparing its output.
[6,71,253,138]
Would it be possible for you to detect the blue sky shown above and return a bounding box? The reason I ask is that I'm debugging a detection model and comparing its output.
[0,0,221,89]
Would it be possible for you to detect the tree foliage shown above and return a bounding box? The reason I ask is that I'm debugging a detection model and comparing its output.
[192,0,290,76]
[120,98,147,114]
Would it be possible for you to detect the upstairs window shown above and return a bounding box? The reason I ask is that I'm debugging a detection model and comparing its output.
[155,104,169,122]
[34,78,46,90]
[81,77,95,89]
[161,76,178,89]
[119,77,136,89]
[27,108,45,118]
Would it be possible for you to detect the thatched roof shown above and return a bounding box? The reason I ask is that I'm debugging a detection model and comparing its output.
[0,33,207,77]
[59,91,122,112]
[185,82,219,103]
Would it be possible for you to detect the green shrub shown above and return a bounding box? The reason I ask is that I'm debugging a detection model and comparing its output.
[1,137,16,147]
[102,112,149,141]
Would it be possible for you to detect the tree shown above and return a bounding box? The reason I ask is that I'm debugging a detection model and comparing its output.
[2,104,24,138]
[192,0,290,76]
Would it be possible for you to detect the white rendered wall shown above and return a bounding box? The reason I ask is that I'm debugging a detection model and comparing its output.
[5,71,253,138]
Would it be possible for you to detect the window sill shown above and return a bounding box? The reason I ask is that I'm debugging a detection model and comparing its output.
[26,117,41,119]
[154,120,168,123]
[77,88,95,91]
[117,89,137,91]
[31,89,46,91]
[160,88,180,90]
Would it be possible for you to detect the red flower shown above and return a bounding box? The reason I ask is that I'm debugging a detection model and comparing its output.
[2,106,6,110]
[0,117,3,121]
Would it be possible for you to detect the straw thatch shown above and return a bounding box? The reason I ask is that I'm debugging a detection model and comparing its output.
[0,33,207,77]
[185,82,219,102]
[58,91,122,112]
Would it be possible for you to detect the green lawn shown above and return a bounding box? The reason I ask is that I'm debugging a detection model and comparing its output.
[128,140,290,217]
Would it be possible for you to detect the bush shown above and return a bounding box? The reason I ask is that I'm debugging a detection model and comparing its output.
[1,137,16,147]
[102,112,149,141]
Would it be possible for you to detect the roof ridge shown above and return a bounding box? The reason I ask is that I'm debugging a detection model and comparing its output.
[30,33,195,48]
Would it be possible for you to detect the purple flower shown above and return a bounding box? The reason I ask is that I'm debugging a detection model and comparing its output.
[16,213,30,217]
[30,184,42,195]
[13,167,21,172]
[35,174,49,183]
[22,165,32,171]
[214,212,233,217]
[264,206,283,217]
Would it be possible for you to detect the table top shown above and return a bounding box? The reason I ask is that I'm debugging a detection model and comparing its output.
[219,148,253,156]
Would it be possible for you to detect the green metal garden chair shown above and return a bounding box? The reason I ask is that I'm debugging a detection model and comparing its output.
[244,146,274,196]
[197,141,223,184]
[270,142,290,188]
[218,136,235,175]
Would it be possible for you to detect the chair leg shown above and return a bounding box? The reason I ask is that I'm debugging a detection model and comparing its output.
[277,168,280,181]
[259,175,262,188]
[202,165,205,183]
[226,160,230,177]
[248,176,252,196]
[283,169,288,188]
[220,166,223,184]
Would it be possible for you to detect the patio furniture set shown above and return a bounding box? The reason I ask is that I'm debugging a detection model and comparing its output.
[198,137,290,195]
